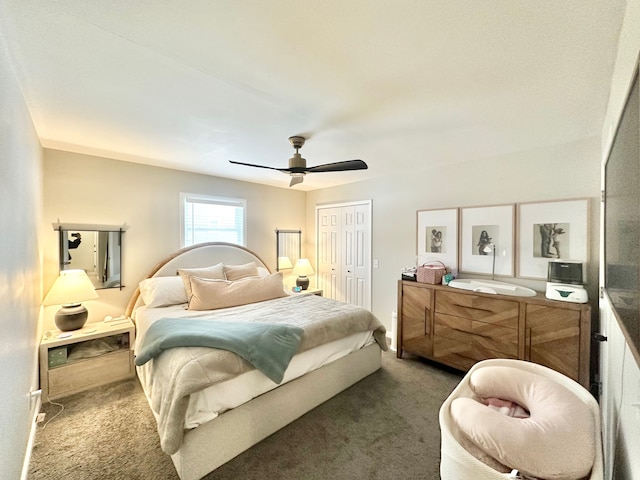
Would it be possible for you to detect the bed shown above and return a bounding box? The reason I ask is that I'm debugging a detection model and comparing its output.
[125,242,387,480]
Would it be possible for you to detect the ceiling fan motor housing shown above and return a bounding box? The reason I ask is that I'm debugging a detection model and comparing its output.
[288,136,307,170]
[288,152,307,170]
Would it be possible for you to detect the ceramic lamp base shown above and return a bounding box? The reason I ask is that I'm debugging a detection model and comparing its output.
[55,304,88,331]
[296,275,310,290]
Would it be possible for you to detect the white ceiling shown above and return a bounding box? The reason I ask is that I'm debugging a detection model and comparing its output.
[0,0,626,191]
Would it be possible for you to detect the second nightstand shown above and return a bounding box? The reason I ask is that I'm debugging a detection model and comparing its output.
[39,319,135,401]
[290,287,323,296]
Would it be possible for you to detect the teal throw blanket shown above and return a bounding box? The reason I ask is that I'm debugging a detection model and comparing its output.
[135,318,304,384]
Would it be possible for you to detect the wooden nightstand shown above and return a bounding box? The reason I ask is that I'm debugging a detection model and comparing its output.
[39,319,135,401]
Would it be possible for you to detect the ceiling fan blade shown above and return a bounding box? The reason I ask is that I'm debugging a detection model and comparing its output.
[289,174,304,187]
[229,160,290,173]
[230,137,366,187]
[306,160,368,173]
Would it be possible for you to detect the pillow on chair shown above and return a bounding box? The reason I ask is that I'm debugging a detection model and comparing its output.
[450,365,596,480]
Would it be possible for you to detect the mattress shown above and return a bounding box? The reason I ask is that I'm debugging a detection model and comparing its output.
[134,303,374,429]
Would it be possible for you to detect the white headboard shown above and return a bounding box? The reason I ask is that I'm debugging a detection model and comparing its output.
[125,242,269,317]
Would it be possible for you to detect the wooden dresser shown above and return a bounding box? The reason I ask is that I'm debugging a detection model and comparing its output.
[397,280,592,388]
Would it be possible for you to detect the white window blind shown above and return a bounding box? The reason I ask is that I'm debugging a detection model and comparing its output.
[181,193,246,247]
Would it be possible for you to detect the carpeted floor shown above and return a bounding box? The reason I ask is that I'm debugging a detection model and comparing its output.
[28,351,462,480]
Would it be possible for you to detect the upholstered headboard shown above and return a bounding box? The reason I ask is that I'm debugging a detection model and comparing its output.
[125,242,269,318]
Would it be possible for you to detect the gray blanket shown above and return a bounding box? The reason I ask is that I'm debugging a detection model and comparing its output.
[139,294,387,454]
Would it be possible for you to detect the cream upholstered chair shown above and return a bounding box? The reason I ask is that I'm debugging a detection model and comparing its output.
[439,359,603,480]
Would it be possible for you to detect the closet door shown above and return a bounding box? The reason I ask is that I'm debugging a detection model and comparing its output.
[341,207,355,304]
[318,207,342,301]
[317,202,371,309]
[342,204,371,308]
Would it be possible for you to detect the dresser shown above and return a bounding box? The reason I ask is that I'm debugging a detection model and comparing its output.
[397,280,591,388]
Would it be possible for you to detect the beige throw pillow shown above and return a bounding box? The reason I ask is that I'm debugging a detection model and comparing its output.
[178,263,225,298]
[187,272,287,311]
[223,262,260,281]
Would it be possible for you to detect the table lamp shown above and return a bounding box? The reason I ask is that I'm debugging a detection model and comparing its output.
[292,258,314,290]
[482,243,496,280]
[43,269,99,331]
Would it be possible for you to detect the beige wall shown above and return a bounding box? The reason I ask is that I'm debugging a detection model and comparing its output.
[0,29,43,478]
[306,136,602,329]
[44,138,602,333]
[599,0,640,478]
[42,150,306,329]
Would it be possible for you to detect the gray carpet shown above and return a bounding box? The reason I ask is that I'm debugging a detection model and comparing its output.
[28,351,462,480]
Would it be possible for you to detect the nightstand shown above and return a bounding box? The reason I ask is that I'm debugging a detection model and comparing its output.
[291,287,323,296]
[39,319,135,401]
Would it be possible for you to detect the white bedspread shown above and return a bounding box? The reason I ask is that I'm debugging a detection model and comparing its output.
[134,294,387,454]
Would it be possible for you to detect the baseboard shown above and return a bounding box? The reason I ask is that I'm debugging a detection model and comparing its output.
[20,389,42,480]
[386,333,397,352]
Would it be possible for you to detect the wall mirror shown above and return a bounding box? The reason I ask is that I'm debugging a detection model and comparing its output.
[275,229,301,271]
[55,223,125,290]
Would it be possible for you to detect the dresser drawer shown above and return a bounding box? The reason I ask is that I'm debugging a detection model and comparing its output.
[433,335,517,371]
[48,349,132,398]
[435,290,519,328]
[435,313,519,356]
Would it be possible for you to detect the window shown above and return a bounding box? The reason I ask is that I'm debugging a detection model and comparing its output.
[181,193,246,247]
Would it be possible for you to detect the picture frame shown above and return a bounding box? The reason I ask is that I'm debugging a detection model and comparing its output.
[416,208,459,273]
[517,198,589,280]
[460,204,515,277]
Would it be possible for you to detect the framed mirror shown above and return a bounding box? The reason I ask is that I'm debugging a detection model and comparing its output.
[275,229,301,271]
[55,223,125,290]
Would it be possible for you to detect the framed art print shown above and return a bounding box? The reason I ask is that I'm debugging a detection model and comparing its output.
[460,204,515,276]
[416,208,458,273]
[517,198,589,279]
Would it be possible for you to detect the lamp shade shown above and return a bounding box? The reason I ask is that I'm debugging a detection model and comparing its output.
[43,270,99,331]
[278,256,293,270]
[482,243,495,254]
[43,269,99,306]
[292,258,314,276]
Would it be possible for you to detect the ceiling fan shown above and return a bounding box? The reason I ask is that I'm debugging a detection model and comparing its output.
[229,136,368,187]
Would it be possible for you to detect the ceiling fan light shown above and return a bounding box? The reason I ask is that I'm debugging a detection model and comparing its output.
[289,173,305,187]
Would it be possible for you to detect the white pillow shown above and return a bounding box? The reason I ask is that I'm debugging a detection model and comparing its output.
[450,365,596,480]
[139,276,188,308]
[186,272,287,311]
